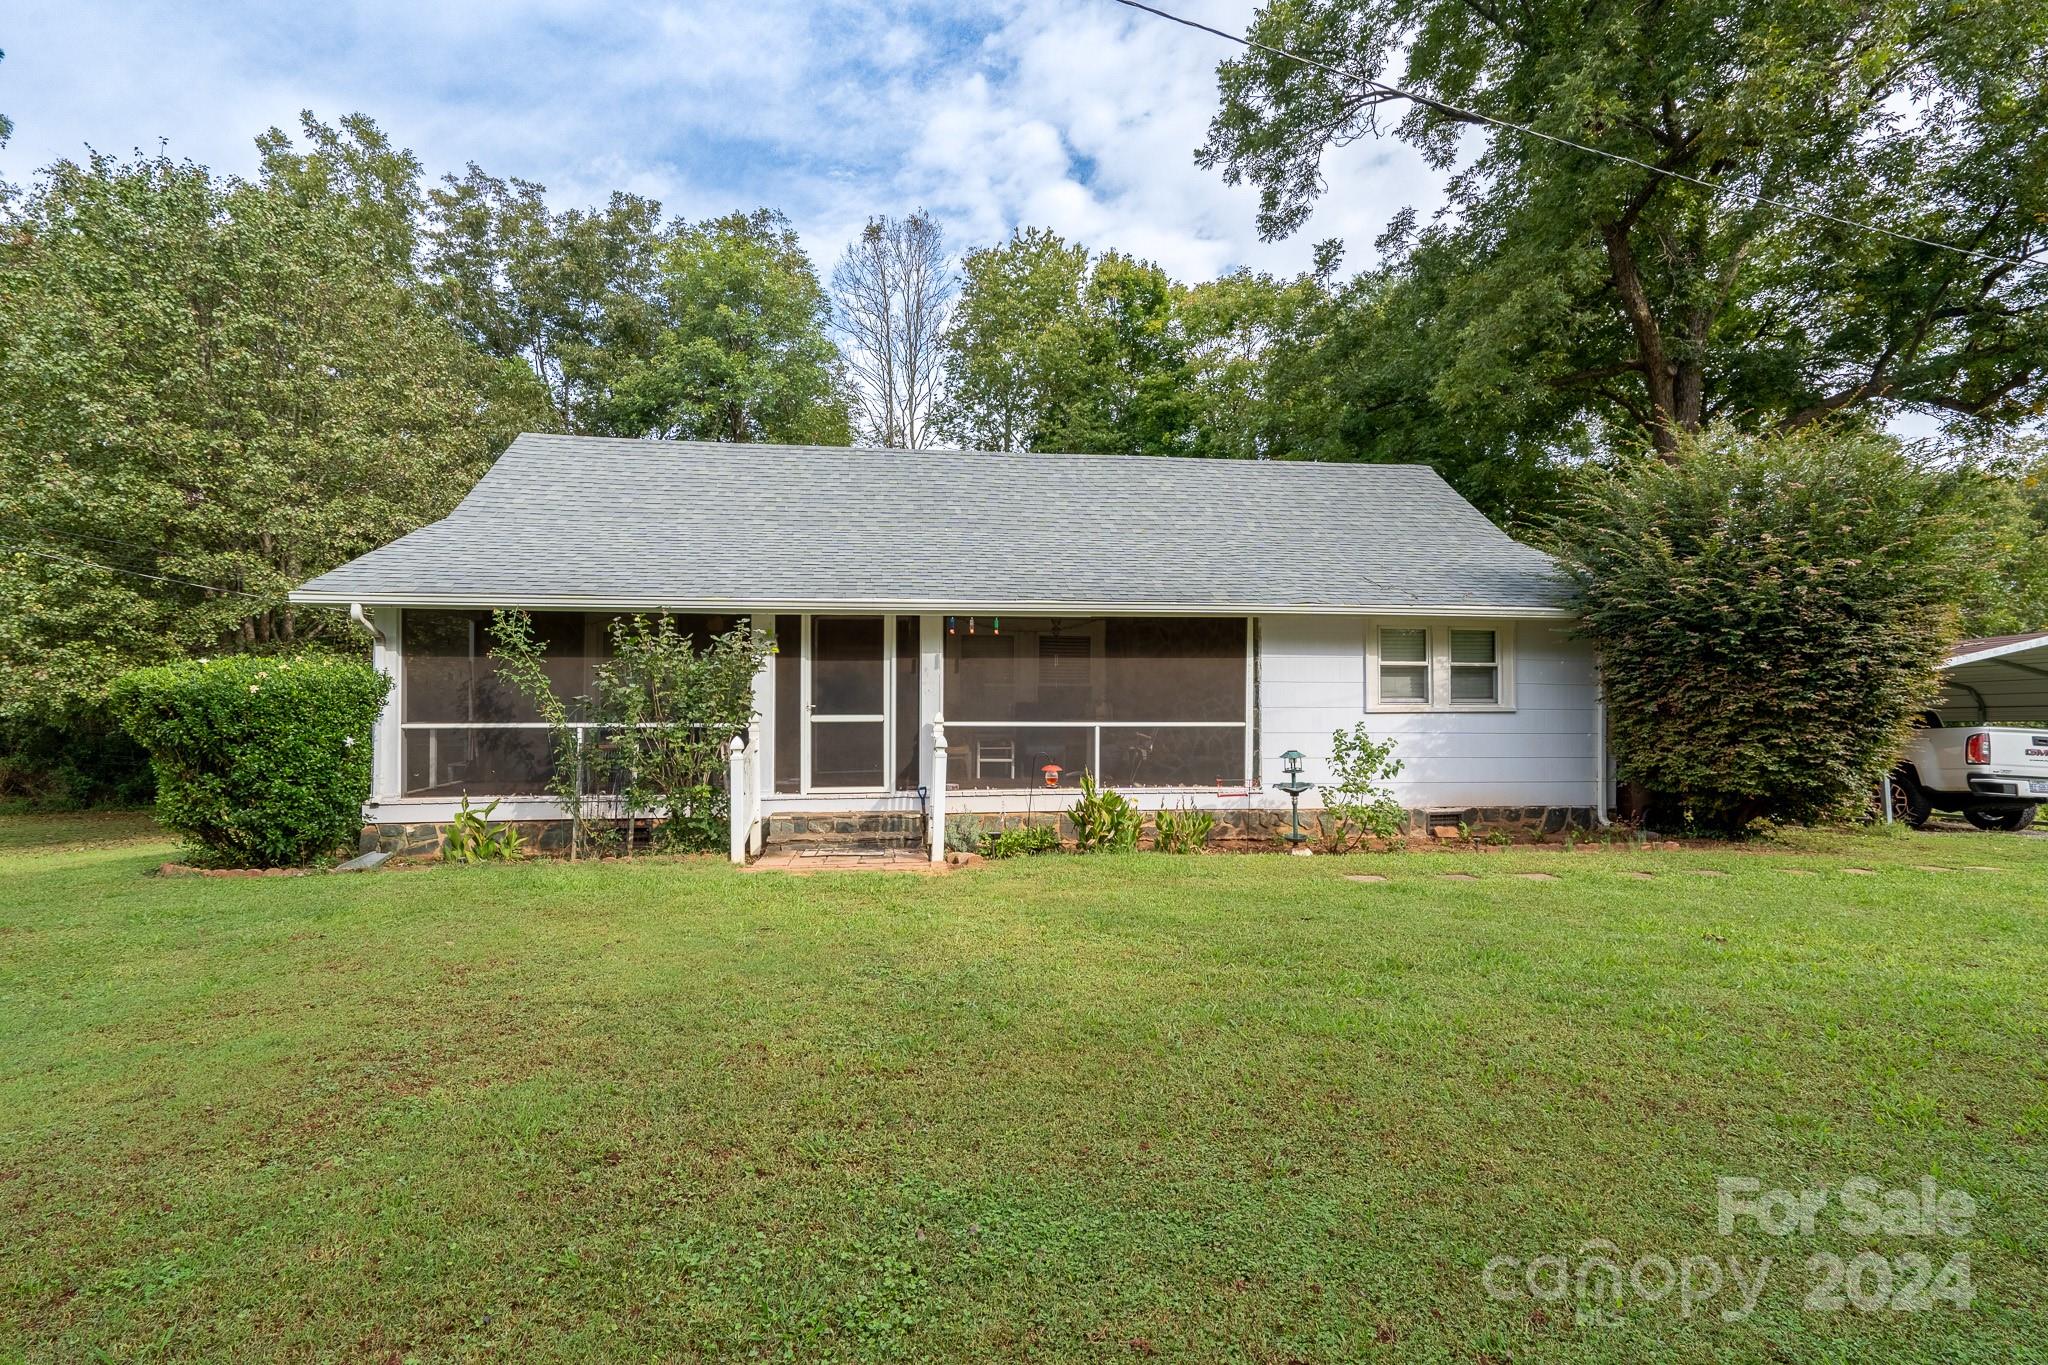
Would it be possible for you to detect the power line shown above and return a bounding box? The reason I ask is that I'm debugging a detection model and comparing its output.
[1113,0,2043,274]
[0,542,268,600]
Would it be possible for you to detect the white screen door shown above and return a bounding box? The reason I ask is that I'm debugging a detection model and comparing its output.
[805,616,889,790]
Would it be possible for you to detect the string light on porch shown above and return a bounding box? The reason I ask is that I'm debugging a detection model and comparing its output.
[945,616,1000,636]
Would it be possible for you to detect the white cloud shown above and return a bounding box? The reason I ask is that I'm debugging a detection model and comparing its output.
[1,0,1448,281]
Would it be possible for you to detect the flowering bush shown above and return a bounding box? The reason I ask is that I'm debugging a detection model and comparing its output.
[109,654,389,866]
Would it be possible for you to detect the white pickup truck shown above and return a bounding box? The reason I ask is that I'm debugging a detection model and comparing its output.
[1888,716,2048,830]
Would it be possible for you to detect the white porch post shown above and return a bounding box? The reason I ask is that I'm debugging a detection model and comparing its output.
[747,734,765,855]
[929,712,947,862]
[728,735,750,864]
[751,609,776,802]
[357,604,402,804]
[918,613,943,790]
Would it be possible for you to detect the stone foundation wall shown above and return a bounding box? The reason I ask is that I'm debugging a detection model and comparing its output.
[362,819,581,857]
[767,812,924,848]
[364,804,1596,858]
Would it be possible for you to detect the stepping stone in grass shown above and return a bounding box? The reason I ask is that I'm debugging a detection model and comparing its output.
[1344,874,1389,884]
[1622,870,1655,880]
[1442,872,1481,882]
[1961,865,2002,872]
[1843,868,1876,875]
[1688,869,1730,877]
[1513,872,1560,881]
[1783,868,1816,876]
[1913,865,1954,873]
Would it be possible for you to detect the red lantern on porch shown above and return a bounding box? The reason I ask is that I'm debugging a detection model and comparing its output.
[1041,763,1063,788]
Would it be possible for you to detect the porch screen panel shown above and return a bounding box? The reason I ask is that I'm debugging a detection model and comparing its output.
[399,609,745,798]
[812,722,885,789]
[403,727,553,796]
[895,616,920,791]
[1103,617,1245,721]
[403,610,598,726]
[942,617,1246,789]
[773,615,802,794]
[813,617,885,713]
[945,725,1094,791]
[1099,726,1246,788]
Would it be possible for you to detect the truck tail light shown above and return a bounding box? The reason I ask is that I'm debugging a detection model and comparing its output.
[1965,732,1991,765]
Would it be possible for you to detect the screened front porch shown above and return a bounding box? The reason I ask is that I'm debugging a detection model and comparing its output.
[379,608,1254,805]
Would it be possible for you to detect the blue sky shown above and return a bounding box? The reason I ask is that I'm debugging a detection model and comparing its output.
[1,0,1443,281]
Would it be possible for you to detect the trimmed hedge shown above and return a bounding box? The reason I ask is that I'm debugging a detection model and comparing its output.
[109,655,390,867]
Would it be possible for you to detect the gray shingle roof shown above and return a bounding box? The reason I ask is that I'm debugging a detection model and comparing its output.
[292,433,1568,614]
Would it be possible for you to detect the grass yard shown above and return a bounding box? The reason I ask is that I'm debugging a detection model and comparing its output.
[2,816,2044,1363]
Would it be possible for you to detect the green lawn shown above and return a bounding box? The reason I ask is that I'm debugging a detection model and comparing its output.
[2,816,2043,1363]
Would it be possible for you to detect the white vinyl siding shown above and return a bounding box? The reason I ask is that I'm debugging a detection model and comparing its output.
[1264,615,1596,810]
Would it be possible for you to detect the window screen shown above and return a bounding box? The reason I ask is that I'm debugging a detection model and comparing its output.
[1379,627,1430,704]
[1449,629,1499,704]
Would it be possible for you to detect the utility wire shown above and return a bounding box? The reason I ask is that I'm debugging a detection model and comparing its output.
[1113,0,2043,274]
[0,542,268,600]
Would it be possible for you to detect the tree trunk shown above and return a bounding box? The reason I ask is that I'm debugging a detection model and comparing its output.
[1599,223,1682,459]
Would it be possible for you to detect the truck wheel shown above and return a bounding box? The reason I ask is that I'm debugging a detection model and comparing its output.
[1883,773,1931,829]
[1964,805,2037,832]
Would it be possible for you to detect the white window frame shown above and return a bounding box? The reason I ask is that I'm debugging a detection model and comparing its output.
[1365,619,1517,713]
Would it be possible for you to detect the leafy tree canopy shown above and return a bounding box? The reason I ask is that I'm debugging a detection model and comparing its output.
[424,168,664,434]
[604,209,851,444]
[1200,0,2048,459]
[0,123,552,719]
[936,227,1335,462]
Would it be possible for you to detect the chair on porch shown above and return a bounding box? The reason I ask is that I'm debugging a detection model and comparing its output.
[975,735,1016,782]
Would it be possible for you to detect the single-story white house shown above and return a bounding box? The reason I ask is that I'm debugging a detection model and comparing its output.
[291,434,1612,857]
[1938,632,2048,724]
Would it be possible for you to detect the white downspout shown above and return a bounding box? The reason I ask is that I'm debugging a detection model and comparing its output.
[1593,666,1612,828]
[349,601,385,646]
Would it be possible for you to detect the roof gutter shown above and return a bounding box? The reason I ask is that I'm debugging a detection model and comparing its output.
[1944,637,2048,669]
[293,591,1575,620]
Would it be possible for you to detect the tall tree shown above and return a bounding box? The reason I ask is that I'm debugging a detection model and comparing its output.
[832,211,954,448]
[1198,0,2048,459]
[1260,256,1586,521]
[1056,251,1195,455]
[941,230,1334,461]
[1178,262,1331,461]
[255,111,423,277]
[0,132,551,719]
[425,169,663,434]
[936,227,1092,451]
[605,209,851,444]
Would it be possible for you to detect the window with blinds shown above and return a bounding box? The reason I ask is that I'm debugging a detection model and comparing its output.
[1367,622,1514,711]
[1449,629,1499,705]
[1378,627,1430,705]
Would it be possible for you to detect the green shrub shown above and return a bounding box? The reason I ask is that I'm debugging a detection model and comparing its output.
[443,795,525,863]
[983,823,1062,859]
[1317,724,1407,851]
[0,705,154,810]
[1152,803,1214,853]
[1067,770,1140,852]
[944,814,986,855]
[110,654,389,867]
[1545,425,1984,833]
